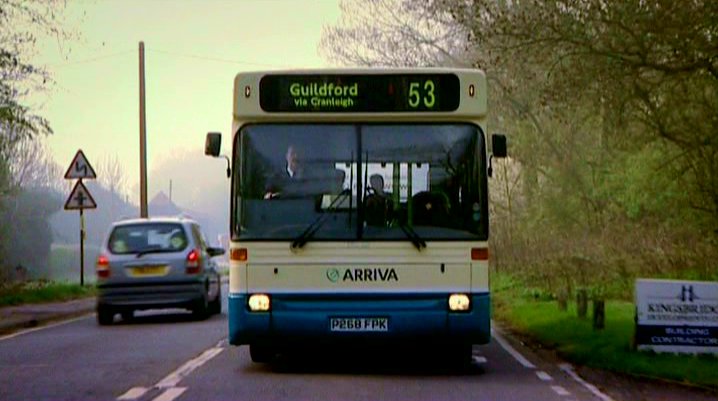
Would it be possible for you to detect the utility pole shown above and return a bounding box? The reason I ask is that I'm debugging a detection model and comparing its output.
[139,41,148,218]
[169,179,173,202]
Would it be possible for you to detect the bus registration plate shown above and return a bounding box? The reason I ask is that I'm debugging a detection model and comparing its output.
[330,317,388,332]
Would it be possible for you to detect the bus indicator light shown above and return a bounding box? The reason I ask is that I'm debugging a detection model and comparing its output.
[244,85,251,98]
[471,247,488,260]
[469,84,475,97]
[231,248,248,261]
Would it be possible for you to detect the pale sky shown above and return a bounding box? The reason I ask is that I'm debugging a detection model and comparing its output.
[28,0,342,205]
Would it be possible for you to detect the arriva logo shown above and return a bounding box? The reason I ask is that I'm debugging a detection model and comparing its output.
[326,268,340,283]
[327,268,399,283]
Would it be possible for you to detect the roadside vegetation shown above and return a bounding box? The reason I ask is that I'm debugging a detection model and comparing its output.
[0,281,95,307]
[493,273,718,390]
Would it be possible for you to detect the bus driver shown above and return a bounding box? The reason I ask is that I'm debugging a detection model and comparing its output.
[264,145,305,199]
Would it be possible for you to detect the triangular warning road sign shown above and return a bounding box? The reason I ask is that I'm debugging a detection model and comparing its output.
[65,180,97,210]
[64,149,97,179]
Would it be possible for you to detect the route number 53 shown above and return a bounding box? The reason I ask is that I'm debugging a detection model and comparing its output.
[408,80,436,109]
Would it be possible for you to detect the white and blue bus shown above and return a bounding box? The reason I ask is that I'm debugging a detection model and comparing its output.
[205,69,506,363]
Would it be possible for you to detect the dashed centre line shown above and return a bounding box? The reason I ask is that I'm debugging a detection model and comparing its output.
[152,387,186,401]
[118,387,149,400]
[116,340,225,401]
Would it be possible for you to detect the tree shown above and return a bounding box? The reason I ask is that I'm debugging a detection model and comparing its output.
[320,0,470,68]
[1,1,73,195]
[438,0,718,231]
[0,0,74,276]
[97,154,128,222]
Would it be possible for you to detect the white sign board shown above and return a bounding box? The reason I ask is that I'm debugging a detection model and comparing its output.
[64,180,97,210]
[635,279,718,354]
[64,149,97,179]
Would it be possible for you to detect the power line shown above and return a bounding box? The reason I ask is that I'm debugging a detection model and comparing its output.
[42,47,296,69]
[147,48,291,68]
[44,49,136,67]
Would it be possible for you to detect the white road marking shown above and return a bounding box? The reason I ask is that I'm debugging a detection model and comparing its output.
[551,385,571,396]
[559,363,615,401]
[156,345,224,389]
[0,314,92,341]
[491,327,536,369]
[117,387,148,400]
[472,355,488,364]
[152,387,187,401]
[117,340,225,401]
[536,371,553,381]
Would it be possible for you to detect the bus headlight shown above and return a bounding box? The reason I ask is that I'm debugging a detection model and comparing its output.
[248,294,271,312]
[448,294,470,312]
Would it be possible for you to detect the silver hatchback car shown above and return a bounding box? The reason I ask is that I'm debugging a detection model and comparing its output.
[95,216,224,325]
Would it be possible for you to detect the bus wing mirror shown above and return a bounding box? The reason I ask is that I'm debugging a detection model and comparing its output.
[205,132,222,157]
[491,134,507,158]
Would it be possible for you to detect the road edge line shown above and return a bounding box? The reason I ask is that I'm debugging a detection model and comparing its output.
[0,314,92,342]
[491,326,536,369]
[560,363,616,401]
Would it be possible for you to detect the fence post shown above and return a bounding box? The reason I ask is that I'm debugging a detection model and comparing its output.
[577,288,588,318]
[593,299,605,330]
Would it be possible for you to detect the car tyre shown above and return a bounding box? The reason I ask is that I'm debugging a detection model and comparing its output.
[209,284,222,315]
[121,310,134,322]
[249,344,275,363]
[192,297,209,320]
[97,305,114,325]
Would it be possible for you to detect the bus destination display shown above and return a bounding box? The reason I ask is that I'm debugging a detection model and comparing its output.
[259,74,460,113]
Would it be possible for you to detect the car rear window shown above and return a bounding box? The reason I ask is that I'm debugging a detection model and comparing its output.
[108,223,189,254]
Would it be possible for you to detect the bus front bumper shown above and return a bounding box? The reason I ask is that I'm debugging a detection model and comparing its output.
[228,293,490,347]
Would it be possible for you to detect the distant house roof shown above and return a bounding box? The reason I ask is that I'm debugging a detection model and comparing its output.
[149,191,182,216]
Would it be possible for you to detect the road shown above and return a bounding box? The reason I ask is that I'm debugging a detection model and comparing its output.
[0,287,611,401]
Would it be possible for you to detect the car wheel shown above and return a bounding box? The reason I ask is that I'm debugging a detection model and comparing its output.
[192,297,209,320]
[121,310,134,322]
[97,305,114,325]
[209,284,222,315]
[249,344,275,363]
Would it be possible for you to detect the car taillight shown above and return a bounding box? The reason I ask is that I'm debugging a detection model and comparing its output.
[186,249,201,274]
[96,255,110,278]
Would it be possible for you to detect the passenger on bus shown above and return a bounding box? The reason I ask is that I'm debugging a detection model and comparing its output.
[365,174,393,227]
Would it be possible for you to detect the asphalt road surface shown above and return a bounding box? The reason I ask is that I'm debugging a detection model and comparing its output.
[0,286,612,401]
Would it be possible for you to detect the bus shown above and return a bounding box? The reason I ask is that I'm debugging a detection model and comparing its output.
[205,68,506,363]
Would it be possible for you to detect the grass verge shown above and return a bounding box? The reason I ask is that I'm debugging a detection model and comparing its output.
[0,281,95,307]
[493,273,718,390]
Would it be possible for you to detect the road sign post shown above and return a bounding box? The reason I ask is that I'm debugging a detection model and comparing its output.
[64,150,98,286]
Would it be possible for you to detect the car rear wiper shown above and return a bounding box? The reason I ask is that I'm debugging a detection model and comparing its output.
[135,246,164,258]
[398,222,426,251]
[292,189,352,250]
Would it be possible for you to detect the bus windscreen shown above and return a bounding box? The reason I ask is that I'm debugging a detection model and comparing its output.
[259,74,460,113]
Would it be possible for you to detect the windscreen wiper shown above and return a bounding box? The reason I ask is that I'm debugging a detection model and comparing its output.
[135,246,164,258]
[291,189,352,250]
[398,222,427,251]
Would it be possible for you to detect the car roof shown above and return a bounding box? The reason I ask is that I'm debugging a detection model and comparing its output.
[111,216,199,228]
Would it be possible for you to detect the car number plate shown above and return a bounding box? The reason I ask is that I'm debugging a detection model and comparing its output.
[330,317,388,332]
[130,265,168,277]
